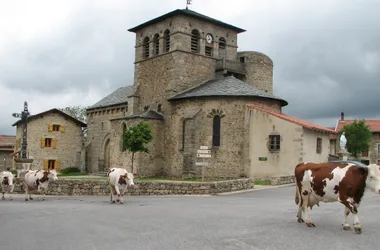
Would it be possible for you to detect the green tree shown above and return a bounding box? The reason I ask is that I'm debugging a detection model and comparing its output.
[122,121,153,173]
[338,120,372,159]
[60,106,88,138]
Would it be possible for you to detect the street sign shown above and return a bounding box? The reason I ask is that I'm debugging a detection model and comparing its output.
[197,154,211,158]
[195,162,209,166]
[200,146,209,150]
[197,149,211,154]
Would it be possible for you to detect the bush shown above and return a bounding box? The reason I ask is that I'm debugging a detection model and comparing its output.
[60,167,81,174]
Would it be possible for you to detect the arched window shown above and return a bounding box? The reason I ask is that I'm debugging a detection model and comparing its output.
[191,29,200,53]
[153,34,159,55]
[163,30,170,53]
[121,123,127,151]
[157,104,162,113]
[143,37,150,59]
[212,115,221,147]
[219,37,226,49]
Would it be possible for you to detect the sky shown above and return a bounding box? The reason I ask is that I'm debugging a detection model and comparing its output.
[1,0,379,135]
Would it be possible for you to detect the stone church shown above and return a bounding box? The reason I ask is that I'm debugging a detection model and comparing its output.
[85,8,334,179]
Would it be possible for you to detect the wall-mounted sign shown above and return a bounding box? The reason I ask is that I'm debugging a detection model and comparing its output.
[258,157,267,161]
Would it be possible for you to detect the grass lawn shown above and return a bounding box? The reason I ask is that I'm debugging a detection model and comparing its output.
[59,175,225,182]
[253,180,272,185]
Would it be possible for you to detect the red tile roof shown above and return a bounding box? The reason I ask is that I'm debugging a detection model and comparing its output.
[335,120,380,132]
[0,135,16,151]
[248,105,337,134]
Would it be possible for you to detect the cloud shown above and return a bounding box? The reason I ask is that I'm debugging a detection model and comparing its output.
[1,0,379,135]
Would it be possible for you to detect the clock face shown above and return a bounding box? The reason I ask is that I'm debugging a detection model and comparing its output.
[205,34,213,44]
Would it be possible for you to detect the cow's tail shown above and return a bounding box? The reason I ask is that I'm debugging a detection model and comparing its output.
[295,184,300,205]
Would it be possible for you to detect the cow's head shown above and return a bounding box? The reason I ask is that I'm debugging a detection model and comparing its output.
[365,164,380,194]
[1,171,13,185]
[122,172,135,187]
[46,170,58,181]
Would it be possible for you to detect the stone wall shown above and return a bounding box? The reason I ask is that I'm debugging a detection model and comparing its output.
[12,178,254,196]
[253,175,295,185]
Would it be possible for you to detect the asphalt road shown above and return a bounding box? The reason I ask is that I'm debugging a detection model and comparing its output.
[1,186,380,250]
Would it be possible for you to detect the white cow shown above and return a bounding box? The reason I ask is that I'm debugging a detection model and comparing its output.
[107,167,135,204]
[1,170,15,200]
[24,170,58,201]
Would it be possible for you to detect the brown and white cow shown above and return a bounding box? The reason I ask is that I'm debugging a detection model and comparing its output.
[24,170,58,201]
[107,167,135,204]
[295,162,380,234]
[1,170,15,200]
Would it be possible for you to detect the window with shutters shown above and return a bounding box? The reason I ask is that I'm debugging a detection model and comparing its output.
[143,37,150,59]
[163,30,170,53]
[44,159,60,170]
[153,33,159,55]
[53,124,60,131]
[191,29,200,53]
[268,135,280,152]
[316,137,322,154]
[205,46,212,57]
[45,138,52,147]
[48,160,55,169]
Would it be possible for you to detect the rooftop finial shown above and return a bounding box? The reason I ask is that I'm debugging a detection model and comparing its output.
[186,0,192,9]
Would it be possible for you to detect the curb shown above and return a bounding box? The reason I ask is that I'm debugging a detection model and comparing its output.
[215,183,296,196]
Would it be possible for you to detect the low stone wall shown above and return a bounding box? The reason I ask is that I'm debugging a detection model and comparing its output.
[252,175,295,186]
[12,178,254,196]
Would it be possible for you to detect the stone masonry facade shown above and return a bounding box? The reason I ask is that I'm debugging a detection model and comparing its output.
[14,109,85,171]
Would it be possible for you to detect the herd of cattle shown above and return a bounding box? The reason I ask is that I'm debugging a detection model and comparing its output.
[2,161,380,234]
[0,167,134,204]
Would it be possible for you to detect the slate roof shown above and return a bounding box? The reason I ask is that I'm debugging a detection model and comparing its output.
[110,110,164,121]
[168,76,288,106]
[12,109,87,127]
[249,105,336,134]
[128,9,246,33]
[87,86,134,110]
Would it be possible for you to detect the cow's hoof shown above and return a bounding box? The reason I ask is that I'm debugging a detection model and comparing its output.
[297,218,304,223]
[306,222,316,227]
[30,198,33,200]
[120,201,124,204]
[343,226,352,231]
[354,227,361,234]
[116,199,120,202]
[111,200,116,204]
[10,198,12,201]
[25,198,28,201]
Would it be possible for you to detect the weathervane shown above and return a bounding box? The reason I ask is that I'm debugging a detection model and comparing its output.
[12,101,30,160]
[186,0,192,9]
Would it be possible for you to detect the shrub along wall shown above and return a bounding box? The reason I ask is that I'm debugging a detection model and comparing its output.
[12,178,254,196]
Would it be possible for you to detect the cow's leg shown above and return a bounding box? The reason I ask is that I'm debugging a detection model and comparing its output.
[109,186,115,204]
[342,207,352,231]
[301,189,315,227]
[37,186,41,201]
[115,185,121,203]
[24,184,29,201]
[339,195,362,233]
[1,187,5,200]
[9,185,14,201]
[296,185,304,223]
[119,188,125,204]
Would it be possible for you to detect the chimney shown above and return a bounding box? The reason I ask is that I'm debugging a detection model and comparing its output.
[341,111,344,121]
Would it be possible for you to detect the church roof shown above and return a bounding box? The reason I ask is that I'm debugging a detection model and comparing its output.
[168,76,288,106]
[111,110,164,121]
[128,9,246,33]
[87,86,134,110]
[248,105,336,134]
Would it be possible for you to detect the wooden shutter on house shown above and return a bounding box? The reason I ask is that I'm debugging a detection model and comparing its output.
[55,160,61,171]
[43,160,48,170]
[60,125,66,133]
[51,138,57,149]
[40,138,45,148]
[48,124,53,132]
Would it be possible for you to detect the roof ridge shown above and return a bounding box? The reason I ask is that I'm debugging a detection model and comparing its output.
[248,104,336,133]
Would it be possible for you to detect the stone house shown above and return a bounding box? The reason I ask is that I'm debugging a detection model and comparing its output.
[86,8,335,179]
[12,108,87,171]
[247,105,335,178]
[330,112,380,165]
[0,135,15,171]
